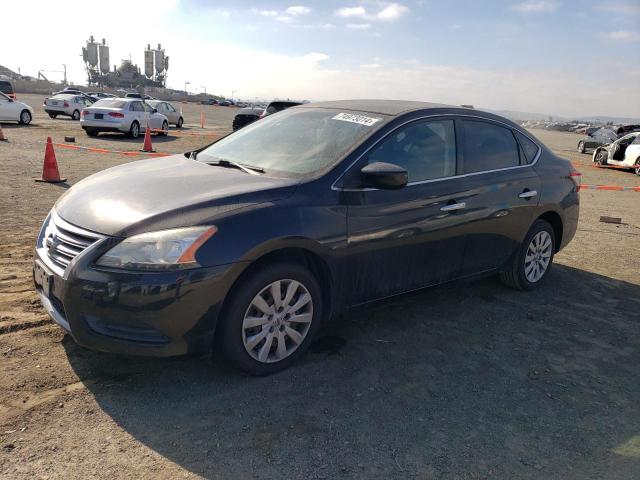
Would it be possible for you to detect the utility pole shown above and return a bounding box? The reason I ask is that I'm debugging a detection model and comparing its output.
[184,81,190,94]
[201,85,206,95]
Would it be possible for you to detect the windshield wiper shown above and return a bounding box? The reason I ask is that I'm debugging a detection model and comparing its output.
[202,157,264,175]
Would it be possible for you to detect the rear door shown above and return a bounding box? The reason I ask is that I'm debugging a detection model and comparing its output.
[344,118,473,304]
[457,119,541,276]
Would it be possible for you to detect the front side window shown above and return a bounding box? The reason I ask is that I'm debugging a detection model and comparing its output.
[461,120,520,173]
[632,135,640,145]
[366,119,457,182]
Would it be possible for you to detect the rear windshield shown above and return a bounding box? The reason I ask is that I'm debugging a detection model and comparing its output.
[0,81,13,94]
[93,99,127,108]
[197,108,385,176]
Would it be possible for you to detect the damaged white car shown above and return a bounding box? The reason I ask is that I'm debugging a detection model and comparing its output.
[593,132,640,175]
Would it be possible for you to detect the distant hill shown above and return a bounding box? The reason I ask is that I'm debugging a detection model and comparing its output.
[0,64,20,79]
[488,108,640,125]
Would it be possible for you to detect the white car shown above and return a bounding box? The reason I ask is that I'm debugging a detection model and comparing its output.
[44,94,94,120]
[0,92,33,125]
[80,98,169,138]
[145,100,184,128]
[593,132,640,175]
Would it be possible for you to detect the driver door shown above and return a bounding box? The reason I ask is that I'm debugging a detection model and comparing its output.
[344,118,473,305]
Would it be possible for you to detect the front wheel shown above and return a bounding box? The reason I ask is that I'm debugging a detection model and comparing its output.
[159,120,169,136]
[594,149,608,166]
[217,262,323,375]
[19,110,32,125]
[577,141,585,154]
[500,220,555,291]
[71,110,80,121]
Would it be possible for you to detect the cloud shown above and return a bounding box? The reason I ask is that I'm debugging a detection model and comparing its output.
[510,1,559,13]
[252,8,279,17]
[336,6,367,18]
[335,3,409,22]
[321,23,336,29]
[285,5,311,16]
[346,23,372,30]
[597,2,640,15]
[360,63,383,69]
[601,30,640,42]
[276,16,293,23]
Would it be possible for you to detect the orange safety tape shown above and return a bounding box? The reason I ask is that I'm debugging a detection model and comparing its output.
[148,128,221,138]
[50,142,171,158]
[579,184,640,192]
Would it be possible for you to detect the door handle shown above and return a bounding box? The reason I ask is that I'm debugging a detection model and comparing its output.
[440,202,466,212]
[519,190,538,199]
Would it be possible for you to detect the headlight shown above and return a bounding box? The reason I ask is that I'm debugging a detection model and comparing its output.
[96,226,217,270]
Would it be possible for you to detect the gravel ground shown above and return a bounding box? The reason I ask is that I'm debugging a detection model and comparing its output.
[1,94,639,479]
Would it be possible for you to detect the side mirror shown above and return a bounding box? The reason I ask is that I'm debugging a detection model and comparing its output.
[360,162,408,189]
[152,108,158,114]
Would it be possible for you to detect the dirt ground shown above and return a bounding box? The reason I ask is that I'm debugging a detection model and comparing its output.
[1,94,639,479]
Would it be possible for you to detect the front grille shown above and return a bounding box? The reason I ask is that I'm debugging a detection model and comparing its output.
[38,211,104,275]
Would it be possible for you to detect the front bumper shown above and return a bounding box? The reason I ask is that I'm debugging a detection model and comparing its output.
[34,246,240,357]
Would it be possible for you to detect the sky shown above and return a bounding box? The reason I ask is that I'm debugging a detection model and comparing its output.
[3,0,640,118]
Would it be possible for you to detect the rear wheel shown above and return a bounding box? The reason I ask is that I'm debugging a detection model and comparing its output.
[594,149,608,166]
[71,110,80,121]
[19,110,32,125]
[48,113,57,119]
[500,220,555,291]
[129,121,140,139]
[635,159,640,176]
[85,129,99,137]
[577,141,585,154]
[217,262,323,375]
[177,117,183,128]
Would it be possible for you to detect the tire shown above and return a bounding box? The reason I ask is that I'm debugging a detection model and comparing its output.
[635,159,640,176]
[19,110,32,125]
[86,129,99,137]
[500,219,555,291]
[594,149,608,166]
[129,121,140,139]
[48,113,57,119]
[577,141,585,154]
[159,120,169,136]
[217,262,323,375]
[176,117,183,128]
[71,110,80,121]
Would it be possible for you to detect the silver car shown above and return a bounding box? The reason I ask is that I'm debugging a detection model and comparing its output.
[44,94,94,120]
[80,98,169,138]
[146,100,184,128]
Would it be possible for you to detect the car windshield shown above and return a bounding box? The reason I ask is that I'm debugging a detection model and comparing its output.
[196,108,384,176]
[93,99,127,108]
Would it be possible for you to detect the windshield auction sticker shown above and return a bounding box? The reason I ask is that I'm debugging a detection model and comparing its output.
[332,113,381,126]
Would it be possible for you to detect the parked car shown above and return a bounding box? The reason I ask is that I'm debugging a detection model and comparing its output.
[0,79,16,100]
[262,100,302,118]
[0,91,33,124]
[79,98,169,138]
[54,89,99,103]
[592,132,640,174]
[125,92,155,100]
[232,107,264,131]
[218,100,232,106]
[33,100,579,375]
[145,100,183,128]
[88,92,117,99]
[577,127,617,153]
[44,94,94,120]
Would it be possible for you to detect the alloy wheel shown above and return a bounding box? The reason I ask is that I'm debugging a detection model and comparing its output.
[21,111,31,124]
[524,231,552,283]
[242,279,313,363]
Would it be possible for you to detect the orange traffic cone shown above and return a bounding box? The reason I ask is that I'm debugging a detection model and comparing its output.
[35,137,66,183]
[140,123,155,153]
[0,125,7,142]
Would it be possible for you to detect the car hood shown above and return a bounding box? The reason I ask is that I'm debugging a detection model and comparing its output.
[54,154,299,237]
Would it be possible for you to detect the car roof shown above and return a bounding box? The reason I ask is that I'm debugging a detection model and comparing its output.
[298,99,461,116]
[52,94,77,99]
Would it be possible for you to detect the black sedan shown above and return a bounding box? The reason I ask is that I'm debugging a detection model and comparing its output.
[577,127,618,153]
[33,100,580,375]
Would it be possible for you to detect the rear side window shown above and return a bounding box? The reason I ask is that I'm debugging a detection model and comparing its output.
[130,102,144,112]
[367,119,457,182]
[0,81,13,94]
[514,131,540,164]
[461,120,520,173]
